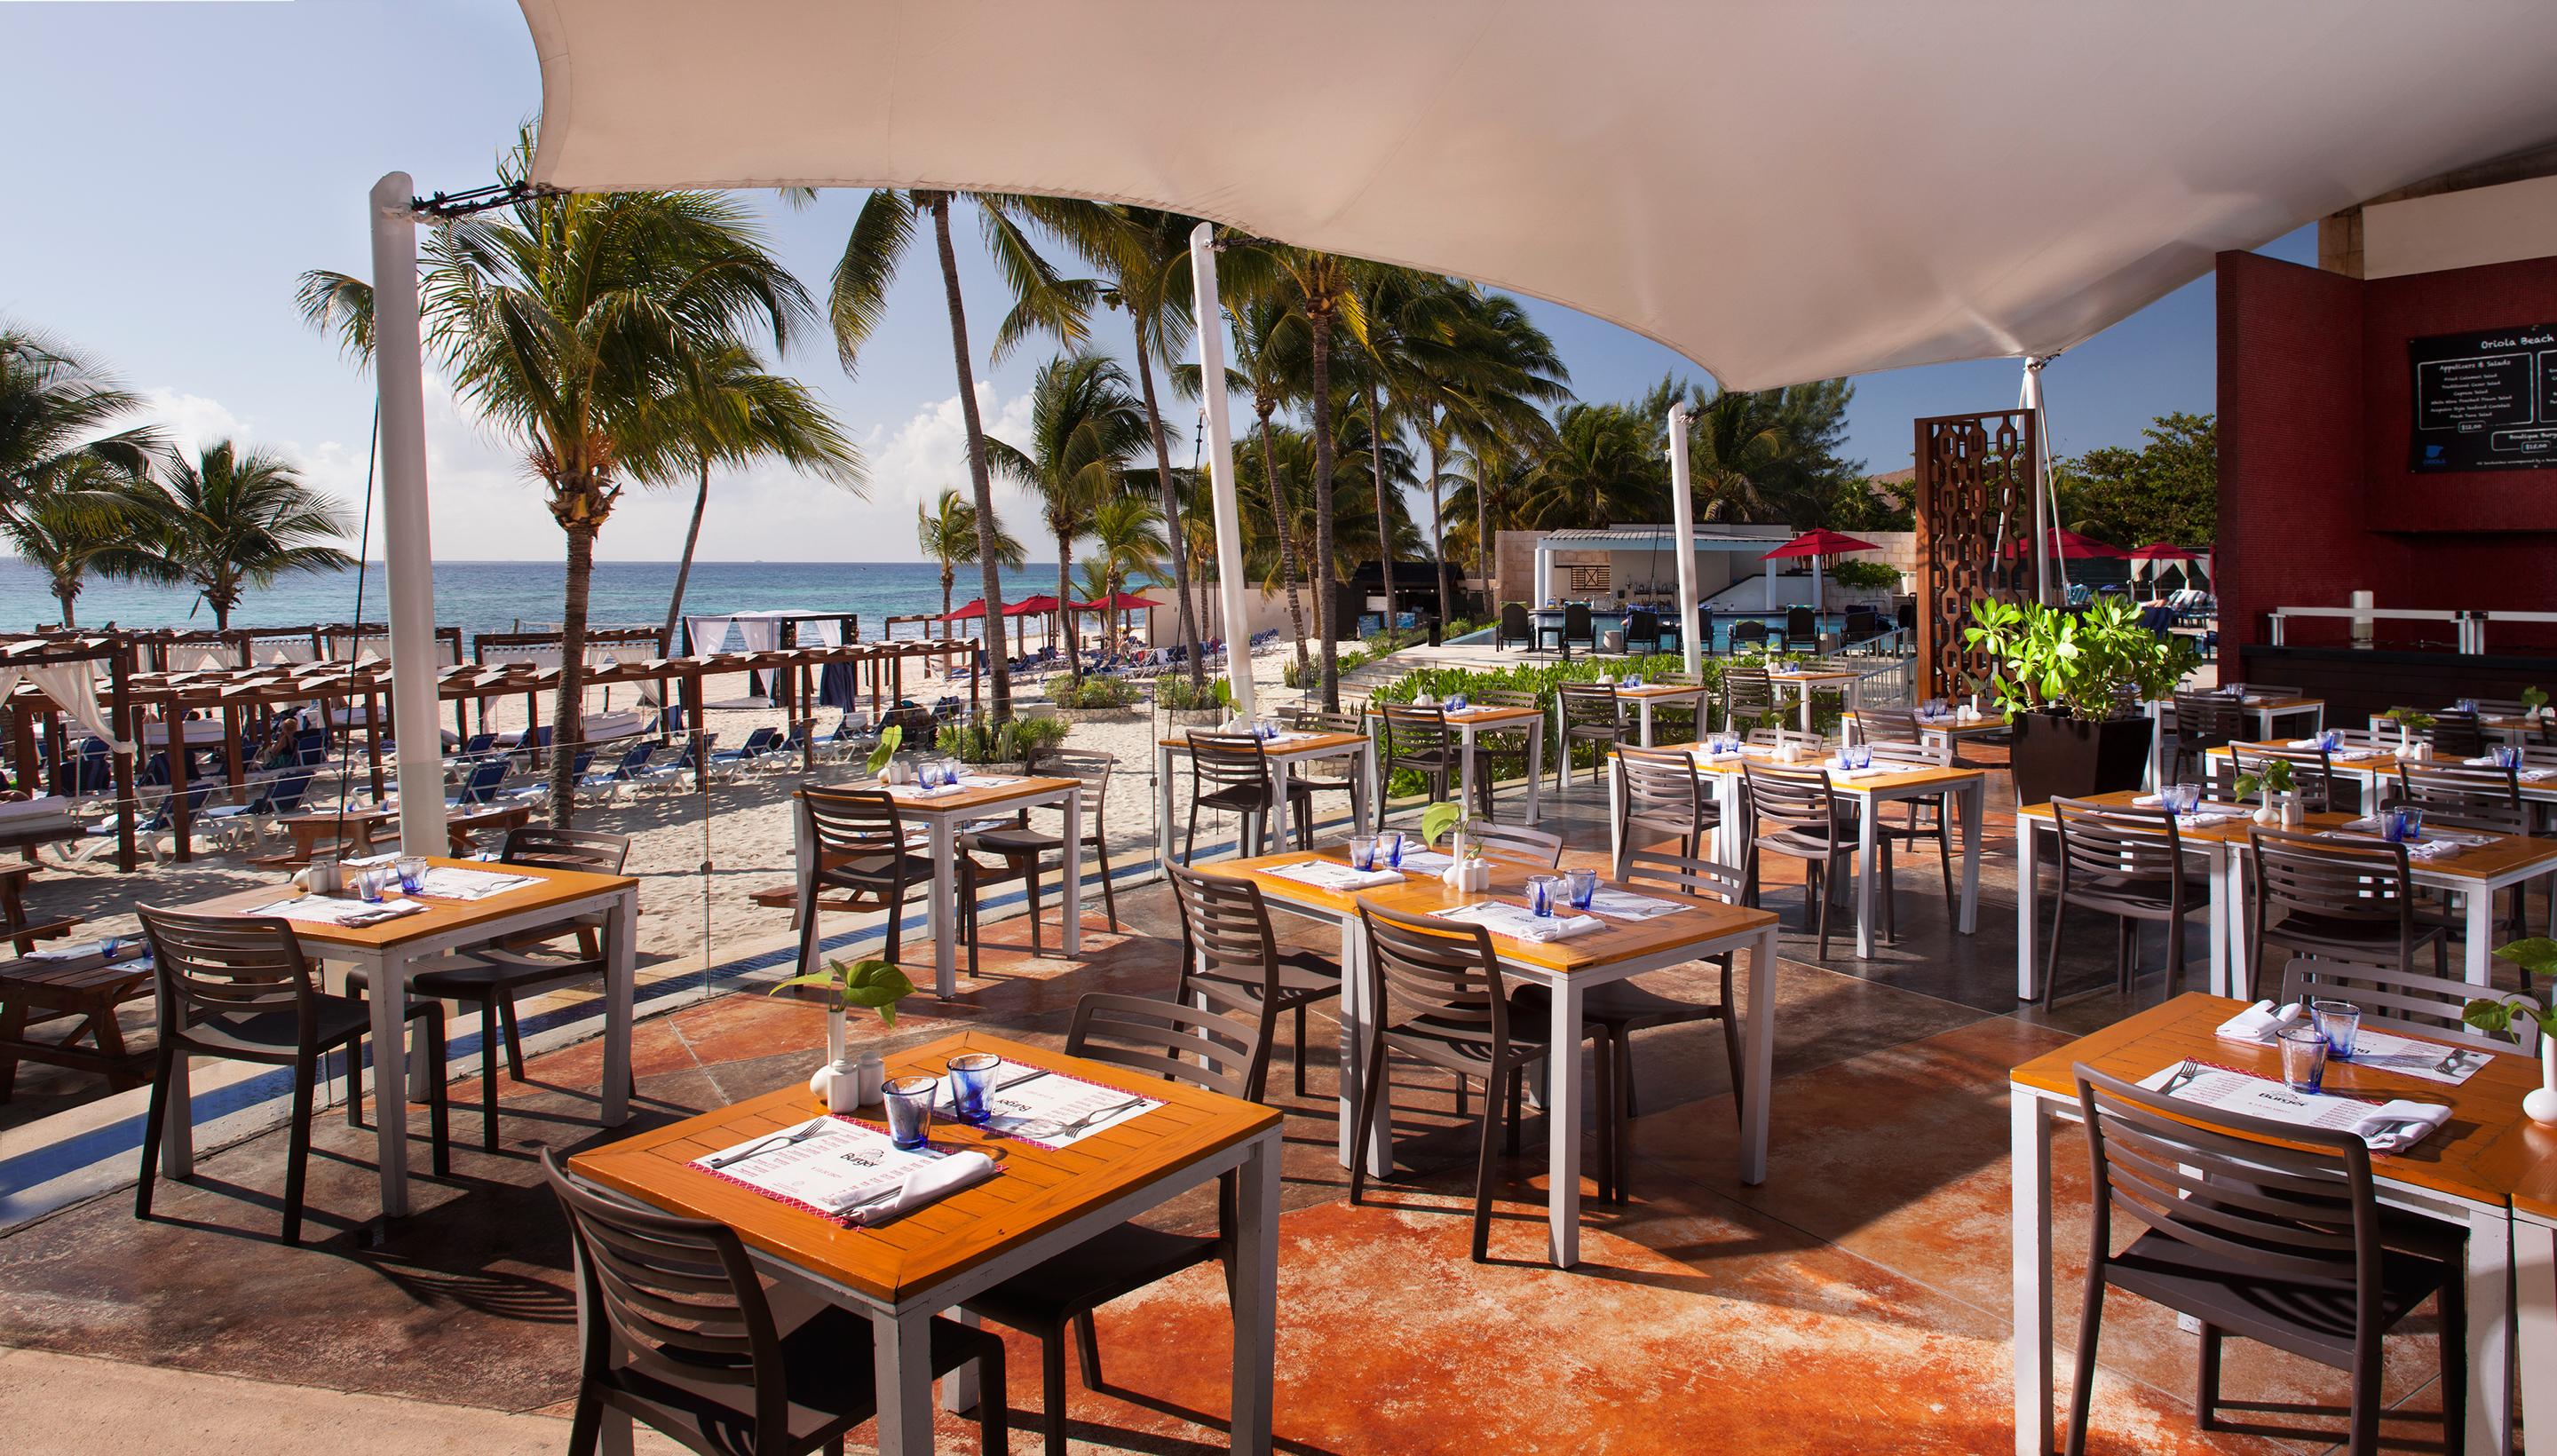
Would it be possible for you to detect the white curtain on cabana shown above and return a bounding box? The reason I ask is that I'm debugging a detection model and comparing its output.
[28,664,127,752]
[518,0,2557,391]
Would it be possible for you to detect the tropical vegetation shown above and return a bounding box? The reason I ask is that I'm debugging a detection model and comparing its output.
[2051,411,2216,549]
[916,486,1026,624]
[120,440,358,630]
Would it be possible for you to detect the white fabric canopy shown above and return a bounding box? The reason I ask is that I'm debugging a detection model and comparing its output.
[518,0,2557,387]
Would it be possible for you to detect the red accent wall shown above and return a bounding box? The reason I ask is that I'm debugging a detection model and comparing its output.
[2219,249,2557,656]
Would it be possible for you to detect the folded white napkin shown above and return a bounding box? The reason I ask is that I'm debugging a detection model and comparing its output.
[2287,738,2331,749]
[957,774,1019,787]
[27,938,119,962]
[895,782,964,798]
[1823,762,1888,779]
[1434,902,1605,943]
[2404,839,2470,862]
[2214,999,2306,1044]
[845,1150,998,1225]
[2332,748,2387,762]
[2357,1100,2454,1152]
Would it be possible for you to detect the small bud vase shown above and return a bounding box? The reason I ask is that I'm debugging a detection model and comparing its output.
[2529,1043,2557,1127]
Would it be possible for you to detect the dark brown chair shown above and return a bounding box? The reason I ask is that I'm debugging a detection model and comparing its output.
[346,827,630,1151]
[1556,684,1626,789]
[1513,849,1746,1200]
[1182,732,1277,862]
[2039,799,2205,1005]
[2064,1064,2463,1456]
[2171,691,2242,782]
[1864,737,1957,938]
[1612,744,1716,873]
[541,1148,1007,1456]
[2229,742,2339,813]
[1722,663,1777,732]
[957,751,1117,977]
[794,786,931,976]
[2382,774,2531,947]
[1168,860,1341,1098]
[963,991,1268,1456]
[1738,761,1863,958]
[1468,818,1564,868]
[1461,688,1543,814]
[2248,827,2445,996]
[1377,704,1462,823]
[136,907,448,1243]
[1349,901,1605,1262]
[2276,955,2537,1056]
[1282,708,1371,835]
[2428,708,2490,761]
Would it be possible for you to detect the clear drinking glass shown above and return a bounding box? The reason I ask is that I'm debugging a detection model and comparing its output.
[1527,874,1562,917]
[883,1074,938,1150]
[2494,744,2524,770]
[1349,835,1378,871]
[1447,692,1468,712]
[358,868,387,904]
[2310,999,2363,1060]
[1565,867,1597,910]
[946,1052,1001,1125]
[395,857,426,894]
[2386,805,2425,843]
[2278,1025,2329,1093]
[2173,781,2203,816]
[1381,830,1404,867]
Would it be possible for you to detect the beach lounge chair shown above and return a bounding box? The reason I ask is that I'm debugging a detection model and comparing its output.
[631,732,712,793]
[824,713,874,763]
[445,758,509,810]
[202,768,315,851]
[497,750,592,803]
[79,782,216,864]
[709,726,781,778]
[579,740,657,797]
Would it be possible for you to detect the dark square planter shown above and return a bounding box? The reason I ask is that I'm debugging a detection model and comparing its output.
[2007,710,2153,807]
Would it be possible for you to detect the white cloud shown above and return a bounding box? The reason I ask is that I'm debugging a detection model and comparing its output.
[125,380,1059,565]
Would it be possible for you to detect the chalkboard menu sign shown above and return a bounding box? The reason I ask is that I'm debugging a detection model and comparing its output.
[2410,325,2557,471]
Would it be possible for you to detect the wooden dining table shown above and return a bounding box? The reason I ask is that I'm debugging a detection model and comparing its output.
[1152,727,1378,869]
[569,1030,1284,1456]
[178,856,640,1218]
[1221,845,1780,1268]
[2011,993,2545,1456]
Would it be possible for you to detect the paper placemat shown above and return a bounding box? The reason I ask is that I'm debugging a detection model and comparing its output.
[938,1060,1161,1148]
[2136,1059,2450,1151]
[246,896,430,928]
[693,1114,996,1222]
[410,866,541,901]
[2336,1026,2495,1085]
[1583,887,1696,921]
[1432,901,1604,944]
[1263,859,1406,892]
[1395,849,1455,874]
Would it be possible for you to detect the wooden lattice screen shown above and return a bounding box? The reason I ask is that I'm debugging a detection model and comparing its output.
[1912,409,2038,699]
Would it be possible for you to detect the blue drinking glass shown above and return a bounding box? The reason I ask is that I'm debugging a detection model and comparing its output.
[2310,1000,2361,1060]
[1381,830,1404,867]
[2495,744,2523,770]
[2278,1026,2328,1094]
[946,1052,1001,1125]
[2387,805,2424,843]
[883,1075,937,1150]
[1565,867,1597,910]
[1349,835,1378,871]
[1527,874,1561,918]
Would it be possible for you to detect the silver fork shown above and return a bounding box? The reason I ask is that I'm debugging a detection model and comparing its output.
[705,1118,828,1168]
[2158,1061,2202,1096]
[1039,1096,1148,1136]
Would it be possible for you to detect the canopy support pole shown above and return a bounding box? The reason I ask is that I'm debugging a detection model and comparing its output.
[2020,356,2067,608]
[1190,223,1255,720]
[369,173,447,856]
[1666,403,1702,678]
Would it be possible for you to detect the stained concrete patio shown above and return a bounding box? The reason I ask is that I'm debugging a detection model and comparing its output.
[0,743,2497,1454]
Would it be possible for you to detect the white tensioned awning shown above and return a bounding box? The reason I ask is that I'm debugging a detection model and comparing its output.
[515,0,2557,388]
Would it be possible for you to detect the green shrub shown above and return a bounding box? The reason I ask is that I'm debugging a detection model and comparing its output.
[1826,558,1902,590]
[1042,672,1139,709]
[936,715,1071,767]
[1153,675,1232,711]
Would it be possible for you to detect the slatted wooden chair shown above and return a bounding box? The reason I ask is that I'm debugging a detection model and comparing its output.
[2040,799,2205,1004]
[542,1148,1007,1456]
[2247,827,2445,996]
[962,992,1268,1456]
[1168,860,1340,1098]
[1613,744,1716,873]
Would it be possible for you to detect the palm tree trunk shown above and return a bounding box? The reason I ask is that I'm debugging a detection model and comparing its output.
[940,564,954,624]
[54,582,75,629]
[1057,544,1076,680]
[930,194,1012,720]
[1367,372,1397,648]
[1428,427,1450,628]
[1129,328,1204,687]
[1310,310,1339,712]
[1257,407,1310,674]
[548,510,597,828]
[659,453,711,653]
[1476,455,1492,600]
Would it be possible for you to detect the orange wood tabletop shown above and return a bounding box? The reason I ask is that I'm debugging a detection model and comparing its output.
[181,855,636,952]
[2015,793,2557,882]
[568,1031,1282,1304]
[2012,992,2543,1209]
[803,776,1081,819]
[1216,847,1776,975]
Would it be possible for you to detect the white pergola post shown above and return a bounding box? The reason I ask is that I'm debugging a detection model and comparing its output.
[369,173,447,856]
[1189,223,1255,720]
[2021,356,2062,607]
[1666,403,1702,677]
[1535,542,1552,605]
[1812,558,1825,613]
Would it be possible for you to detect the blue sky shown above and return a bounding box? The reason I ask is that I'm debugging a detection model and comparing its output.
[0,1,2311,562]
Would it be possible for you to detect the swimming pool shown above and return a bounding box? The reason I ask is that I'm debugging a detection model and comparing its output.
[1448,610,1859,653]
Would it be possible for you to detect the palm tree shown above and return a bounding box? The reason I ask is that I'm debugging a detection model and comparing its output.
[0,460,155,626]
[1086,492,1167,655]
[823,188,1110,718]
[0,324,162,508]
[1065,206,1231,686]
[638,343,864,653]
[1414,292,1569,621]
[1179,295,1313,673]
[297,125,811,823]
[915,486,1025,629]
[1260,249,1367,711]
[123,440,356,630]
[1517,402,1667,528]
[986,353,1147,679]
[1347,268,1463,645]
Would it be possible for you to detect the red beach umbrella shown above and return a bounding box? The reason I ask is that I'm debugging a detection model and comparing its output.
[1004,594,1062,616]
[2002,527,2126,560]
[1761,527,1882,560]
[1070,592,1163,612]
[938,598,987,621]
[2124,542,2194,561]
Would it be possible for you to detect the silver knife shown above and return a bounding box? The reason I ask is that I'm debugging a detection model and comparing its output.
[2434,1048,2480,1075]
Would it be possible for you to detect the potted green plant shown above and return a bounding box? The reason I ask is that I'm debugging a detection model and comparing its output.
[2232,756,2300,827]
[1965,596,2200,805]
[1421,801,1491,890]
[2383,708,2435,759]
[774,955,916,1111]
[2524,686,2549,727]
[2461,937,2557,1125]
[1155,674,1231,729]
